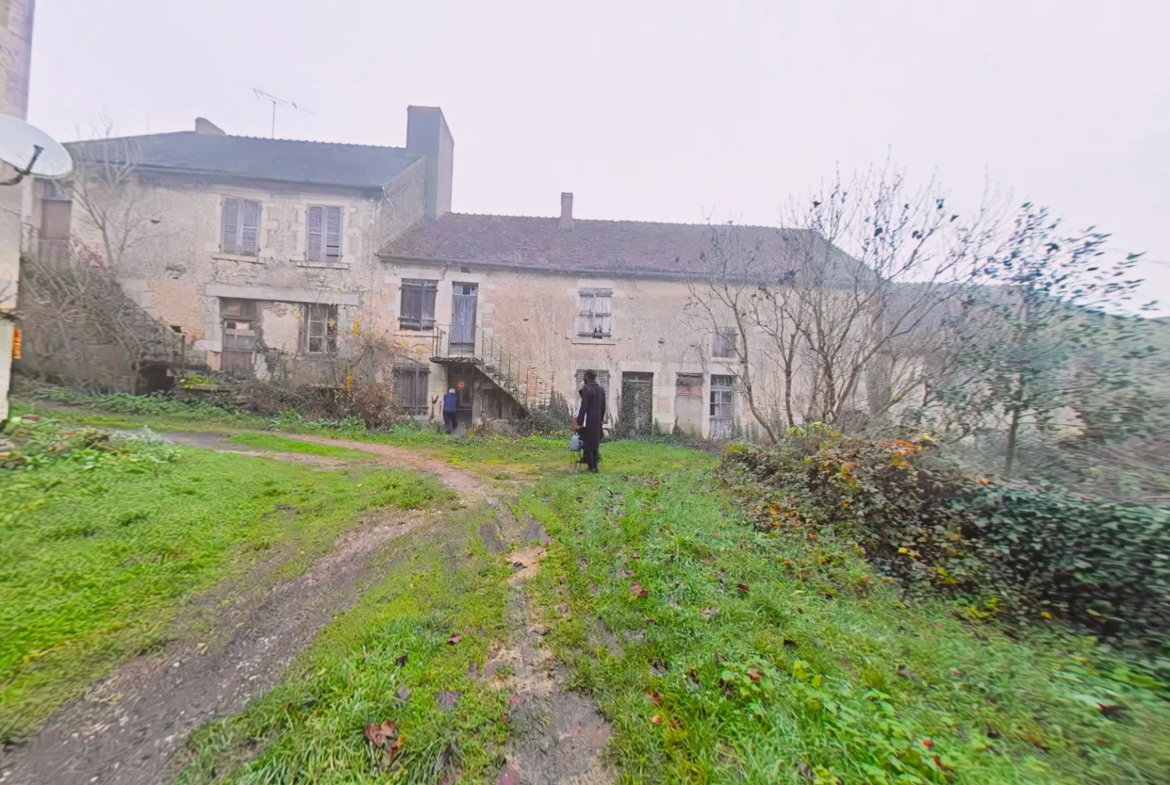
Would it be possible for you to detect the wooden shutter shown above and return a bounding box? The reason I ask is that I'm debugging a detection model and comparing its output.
[596,292,612,336]
[421,281,437,328]
[577,292,594,335]
[325,206,342,261]
[221,197,240,254]
[306,205,323,262]
[401,283,421,328]
[240,200,261,255]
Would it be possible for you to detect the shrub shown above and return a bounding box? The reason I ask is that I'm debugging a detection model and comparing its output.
[720,425,1170,645]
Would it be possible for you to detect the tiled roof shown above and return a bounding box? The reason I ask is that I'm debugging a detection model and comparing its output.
[382,213,827,278]
[64,132,419,189]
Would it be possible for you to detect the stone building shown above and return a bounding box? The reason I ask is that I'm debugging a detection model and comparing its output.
[24,105,851,437]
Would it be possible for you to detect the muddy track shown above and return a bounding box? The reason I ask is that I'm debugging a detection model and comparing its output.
[0,432,611,785]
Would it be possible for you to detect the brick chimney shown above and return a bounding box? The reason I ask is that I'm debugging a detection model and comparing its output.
[406,106,455,219]
[194,117,225,135]
[560,192,573,230]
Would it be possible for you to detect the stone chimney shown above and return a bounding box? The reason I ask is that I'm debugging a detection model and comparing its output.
[406,106,455,219]
[560,192,573,230]
[194,117,225,135]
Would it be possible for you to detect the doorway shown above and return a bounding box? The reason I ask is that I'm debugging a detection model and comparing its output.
[451,283,478,356]
[220,298,257,378]
[448,366,476,427]
[675,374,703,435]
[620,372,654,435]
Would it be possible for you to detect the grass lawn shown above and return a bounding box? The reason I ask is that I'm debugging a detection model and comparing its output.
[5,395,1169,783]
[516,445,1170,784]
[0,417,453,744]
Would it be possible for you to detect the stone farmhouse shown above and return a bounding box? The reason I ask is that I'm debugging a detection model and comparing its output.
[21,106,845,438]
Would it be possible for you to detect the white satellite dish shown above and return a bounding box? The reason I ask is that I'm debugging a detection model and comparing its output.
[0,114,73,185]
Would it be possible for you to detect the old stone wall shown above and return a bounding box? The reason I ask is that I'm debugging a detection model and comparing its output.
[54,165,427,372]
[378,261,821,437]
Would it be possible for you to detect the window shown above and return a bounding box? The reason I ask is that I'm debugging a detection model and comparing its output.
[712,328,737,359]
[394,364,430,413]
[301,303,338,354]
[577,288,612,337]
[306,205,343,263]
[399,279,438,330]
[710,374,734,438]
[576,369,610,395]
[221,197,262,256]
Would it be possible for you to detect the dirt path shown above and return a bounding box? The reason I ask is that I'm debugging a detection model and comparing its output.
[0,509,425,785]
[0,431,611,785]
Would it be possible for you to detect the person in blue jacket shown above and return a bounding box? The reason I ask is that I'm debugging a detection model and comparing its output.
[442,388,459,433]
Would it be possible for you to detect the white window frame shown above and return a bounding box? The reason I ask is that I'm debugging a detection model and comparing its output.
[710,374,735,437]
[301,303,338,355]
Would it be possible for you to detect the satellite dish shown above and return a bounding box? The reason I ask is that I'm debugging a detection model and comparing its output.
[0,115,73,185]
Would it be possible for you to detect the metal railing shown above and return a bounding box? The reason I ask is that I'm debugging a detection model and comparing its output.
[431,324,555,413]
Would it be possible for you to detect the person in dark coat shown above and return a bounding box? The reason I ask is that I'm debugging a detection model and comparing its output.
[442,388,459,434]
[575,371,606,472]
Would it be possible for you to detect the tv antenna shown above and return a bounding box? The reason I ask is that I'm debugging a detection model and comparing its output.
[253,89,314,138]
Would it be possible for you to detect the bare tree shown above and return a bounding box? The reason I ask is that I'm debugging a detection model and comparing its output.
[687,165,1005,442]
[67,118,153,270]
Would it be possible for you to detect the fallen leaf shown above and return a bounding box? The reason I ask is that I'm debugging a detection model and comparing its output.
[921,738,934,751]
[394,653,409,668]
[783,638,798,649]
[651,715,663,725]
[447,634,463,645]
[631,583,649,599]
[644,688,661,705]
[364,719,399,749]
[436,691,462,711]
[896,664,919,682]
[736,583,750,595]
[700,607,719,620]
[396,685,412,704]
[747,669,762,684]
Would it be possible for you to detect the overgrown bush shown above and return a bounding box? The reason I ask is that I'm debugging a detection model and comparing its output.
[515,392,573,437]
[720,424,1170,645]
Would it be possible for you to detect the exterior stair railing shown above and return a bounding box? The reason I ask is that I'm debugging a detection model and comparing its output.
[430,325,554,414]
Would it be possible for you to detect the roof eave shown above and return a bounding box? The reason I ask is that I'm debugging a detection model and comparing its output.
[379,252,744,283]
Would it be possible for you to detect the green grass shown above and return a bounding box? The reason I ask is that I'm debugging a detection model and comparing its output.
[515,443,1170,784]
[8,396,1169,783]
[175,506,514,785]
[227,432,377,460]
[0,424,453,743]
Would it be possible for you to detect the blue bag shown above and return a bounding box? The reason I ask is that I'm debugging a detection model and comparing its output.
[569,434,583,452]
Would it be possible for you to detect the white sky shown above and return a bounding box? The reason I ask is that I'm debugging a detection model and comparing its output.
[28,0,1170,313]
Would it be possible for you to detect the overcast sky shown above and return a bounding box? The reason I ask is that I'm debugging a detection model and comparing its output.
[28,0,1170,312]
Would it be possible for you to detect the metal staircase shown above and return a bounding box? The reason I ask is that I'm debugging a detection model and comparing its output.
[430,325,554,414]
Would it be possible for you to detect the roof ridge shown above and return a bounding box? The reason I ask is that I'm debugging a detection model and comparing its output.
[444,212,793,232]
[65,131,405,151]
